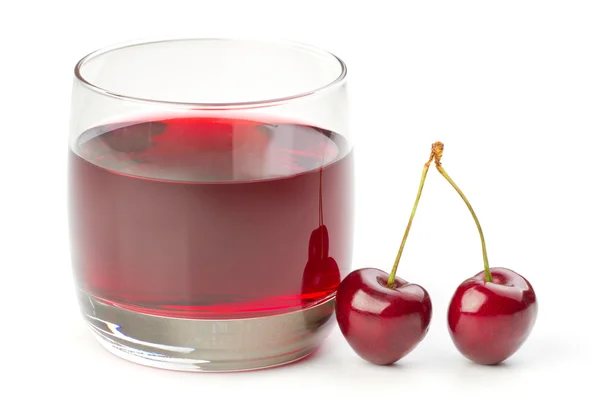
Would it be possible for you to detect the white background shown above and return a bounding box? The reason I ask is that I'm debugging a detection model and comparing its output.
[1,0,599,406]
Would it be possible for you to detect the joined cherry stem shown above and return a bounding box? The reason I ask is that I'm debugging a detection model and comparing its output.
[387,150,435,288]
[432,142,492,283]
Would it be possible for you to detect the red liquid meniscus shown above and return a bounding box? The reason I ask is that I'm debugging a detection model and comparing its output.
[69,116,354,319]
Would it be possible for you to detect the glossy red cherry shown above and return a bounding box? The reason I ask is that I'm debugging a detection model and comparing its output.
[448,267,537,365]
[335,268,432,365]
[335,148,437,365]
[432,142,538,365]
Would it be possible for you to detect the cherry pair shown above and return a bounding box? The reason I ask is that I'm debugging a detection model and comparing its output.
[335,142,538,366]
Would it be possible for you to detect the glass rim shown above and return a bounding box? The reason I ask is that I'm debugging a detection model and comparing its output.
[74,37,348,110]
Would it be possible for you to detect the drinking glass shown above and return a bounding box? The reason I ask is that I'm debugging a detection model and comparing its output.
[68,39,354,371]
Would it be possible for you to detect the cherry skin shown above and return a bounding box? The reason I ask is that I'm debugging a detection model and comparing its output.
[448,267,538,365]
[335,268,432,365]
[334,146,436,365]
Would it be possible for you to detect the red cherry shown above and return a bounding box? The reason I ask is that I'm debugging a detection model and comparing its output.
[447,267,537,365]
[431,143,538,365]
[335,268,432,365]
[335,148,437,364]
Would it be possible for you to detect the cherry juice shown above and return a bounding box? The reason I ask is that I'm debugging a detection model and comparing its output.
[69,116,353,319]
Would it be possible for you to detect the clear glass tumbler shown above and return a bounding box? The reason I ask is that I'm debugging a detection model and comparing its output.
[68,39,354,371]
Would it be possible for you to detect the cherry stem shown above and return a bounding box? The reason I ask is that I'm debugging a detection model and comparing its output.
[387,151,435,288]
[432,142,492,283]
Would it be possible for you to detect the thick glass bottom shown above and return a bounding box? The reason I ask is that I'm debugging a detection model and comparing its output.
[78,291,336,372]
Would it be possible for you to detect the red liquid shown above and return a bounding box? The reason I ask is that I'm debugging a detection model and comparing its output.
[69,116,353,319]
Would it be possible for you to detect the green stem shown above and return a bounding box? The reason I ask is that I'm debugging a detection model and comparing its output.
[387,158,432,288]
[435,163,492,282]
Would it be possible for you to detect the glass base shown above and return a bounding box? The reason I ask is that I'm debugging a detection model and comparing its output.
[78,292,336,372]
